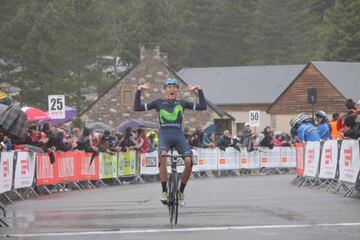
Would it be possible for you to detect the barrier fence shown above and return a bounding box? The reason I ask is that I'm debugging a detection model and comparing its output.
[1,140,358,206]
[291,140,360,198]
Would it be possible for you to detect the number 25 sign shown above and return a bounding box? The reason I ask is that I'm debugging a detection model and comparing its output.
[48,95,65,119]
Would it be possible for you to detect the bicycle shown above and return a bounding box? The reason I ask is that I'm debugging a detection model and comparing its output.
[161,149,185,225]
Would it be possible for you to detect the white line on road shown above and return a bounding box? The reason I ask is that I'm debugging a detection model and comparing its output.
[5,222,360,238]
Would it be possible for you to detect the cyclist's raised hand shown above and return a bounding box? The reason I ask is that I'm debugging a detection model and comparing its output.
[137,82,152,91]
[187,85,202,92]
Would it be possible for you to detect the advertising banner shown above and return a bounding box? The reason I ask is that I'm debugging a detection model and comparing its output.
[280,147,296,168]
[14,151,36,189]
[295,143,305,176]
[140,151,159,175]
[260,147,281,168]
[36,153,57,186]
[79,152,99,181]
[217,148,240,170]
[339,140,360,184]
[319,140,338,179]
[0,151,14,193]
[56,151,77,183]
[198,148,218,171]
[99,152,118,179]
[118,151,137,177]
[304,141,321,177]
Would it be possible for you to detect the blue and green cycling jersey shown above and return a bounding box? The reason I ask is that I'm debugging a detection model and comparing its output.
[134,89,207,129]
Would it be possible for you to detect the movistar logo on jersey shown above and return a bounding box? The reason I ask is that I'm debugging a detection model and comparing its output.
[159,104,183,123]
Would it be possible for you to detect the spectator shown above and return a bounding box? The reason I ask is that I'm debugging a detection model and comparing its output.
[190,125,205,148]
[146,130,158,147]
[280,132,292,147]
[343,115,359,139]
[233,130,244,149]
[273,134,282,147]
[0,131,12,151]
[203,132,216,148]
[330,113,342,140]
[290,113,320,142]
[242,123,252,149]
[216,130,239,151]
[120,127,137,151]
[76,127,98,164]
[46,129,72,152]
[135,128,150,153]
[254,126,274,149]
[99,130,116,152]
[315,111,330,140]
[183,127,192,144]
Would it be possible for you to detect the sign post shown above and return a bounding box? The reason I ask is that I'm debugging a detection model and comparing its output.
[249,111,260,128]
[48,95,65,119]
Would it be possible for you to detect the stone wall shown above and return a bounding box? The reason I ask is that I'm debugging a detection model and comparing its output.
[81,46,224,130]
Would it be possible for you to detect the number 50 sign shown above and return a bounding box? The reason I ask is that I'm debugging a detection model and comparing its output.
[249,111,260,127]
[48,95,65,119]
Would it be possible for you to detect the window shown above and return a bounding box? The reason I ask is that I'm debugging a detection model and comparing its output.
[236,123,245,132]
[121,89,134,106]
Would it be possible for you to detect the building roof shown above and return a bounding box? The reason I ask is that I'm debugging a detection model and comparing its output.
[80,64,234,120]
[312,61,360,101]
[177,65,306,105]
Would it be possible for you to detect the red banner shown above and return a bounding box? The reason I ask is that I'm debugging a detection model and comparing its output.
[36,151,100,186]
[295,142,304,176]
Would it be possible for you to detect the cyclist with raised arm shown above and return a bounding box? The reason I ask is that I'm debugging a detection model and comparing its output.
[134,78,207,206]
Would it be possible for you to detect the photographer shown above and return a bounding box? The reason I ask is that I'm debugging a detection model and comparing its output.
[99,130,116,152]
[190,125,205,148]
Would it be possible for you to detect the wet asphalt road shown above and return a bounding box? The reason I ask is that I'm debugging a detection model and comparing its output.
[1,174,360,240]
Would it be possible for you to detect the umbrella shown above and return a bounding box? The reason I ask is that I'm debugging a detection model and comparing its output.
[21,107,50,122]
[87,122,112,133]
[203,124,217,135]
[0,103,9,115]
[115,119,158,133]
[39,106,77,126]
[0,105,28,138]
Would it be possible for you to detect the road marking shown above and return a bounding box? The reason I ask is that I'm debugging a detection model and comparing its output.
[5,222,360,238]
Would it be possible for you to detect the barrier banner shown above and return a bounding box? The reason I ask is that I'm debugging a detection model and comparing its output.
[304,141,321,177]
[14,151,36,189]
[280,147,296,168]
[140,151,159,175]
[191,149,199,172]
[0,151,14,193]
[217,148,240,170]
[56,151,77,183]
[260,147,281,168]
[245,151,260,169]
[319,140,338,179]
[99,152,118,179]
[339,140,360,184]
[198,148,218,171]
[36,153,58,186]
[118,151,137,176]
[295,143,305,176]
[79,152,99,181]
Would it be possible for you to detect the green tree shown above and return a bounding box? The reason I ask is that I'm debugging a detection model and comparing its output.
[321,0,360,61]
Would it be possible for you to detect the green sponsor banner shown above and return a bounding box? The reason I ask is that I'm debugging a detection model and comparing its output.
[118,151,137,177]
[99,152,117,179]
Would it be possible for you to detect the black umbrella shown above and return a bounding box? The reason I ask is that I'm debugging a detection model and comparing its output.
[115,119,158,133]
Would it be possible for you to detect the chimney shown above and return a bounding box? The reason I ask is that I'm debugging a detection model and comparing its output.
[140,44,161,61]
[139,44,168,64]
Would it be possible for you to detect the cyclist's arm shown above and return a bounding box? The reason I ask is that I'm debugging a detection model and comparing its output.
[134,90,158,111]
[181,89,207,110]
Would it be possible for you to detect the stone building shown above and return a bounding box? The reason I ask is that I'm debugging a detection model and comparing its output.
[80,45,233,130]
